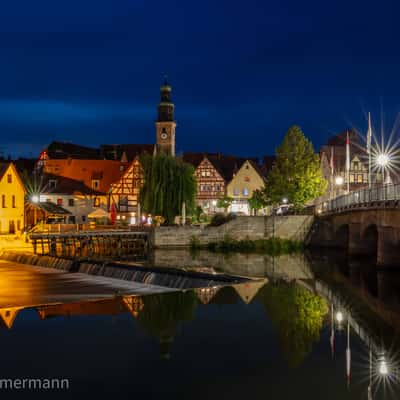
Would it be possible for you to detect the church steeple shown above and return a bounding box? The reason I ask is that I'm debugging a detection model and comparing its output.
[156,76,176,156]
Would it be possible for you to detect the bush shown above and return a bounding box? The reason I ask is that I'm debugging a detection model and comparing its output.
[209,212,237,227]
[206,237,303,255]
[189,235,201,250]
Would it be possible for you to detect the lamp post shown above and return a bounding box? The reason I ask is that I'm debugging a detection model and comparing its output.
[212,199,217,214]
[376,153,389,185]
[335,176,344,197]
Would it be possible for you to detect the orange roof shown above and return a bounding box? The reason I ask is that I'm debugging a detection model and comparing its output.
[43,159,128,193]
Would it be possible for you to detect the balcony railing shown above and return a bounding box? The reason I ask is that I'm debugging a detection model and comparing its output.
[318,184,400,214]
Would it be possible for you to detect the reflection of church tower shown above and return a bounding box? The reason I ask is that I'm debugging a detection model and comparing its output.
[156,76,176,157]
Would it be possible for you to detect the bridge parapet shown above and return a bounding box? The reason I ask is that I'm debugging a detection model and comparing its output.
[317,183,400,215]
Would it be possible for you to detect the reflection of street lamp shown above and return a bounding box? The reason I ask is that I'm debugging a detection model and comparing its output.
[335,311,344,323]
[377,354,389,376]
[212,200,217,213]
[282,197,288,204]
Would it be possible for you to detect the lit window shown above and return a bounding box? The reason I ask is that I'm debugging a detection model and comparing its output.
[57,198,63,206]
[92,180,100,190]
[243,188,249,196]
[357,174,363,183]
[233,188,239,196]
[350,174,355,183]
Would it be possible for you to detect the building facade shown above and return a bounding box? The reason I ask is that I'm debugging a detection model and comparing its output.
[0,163,25,234]
[321,129,382,195]
[226,160,266,215]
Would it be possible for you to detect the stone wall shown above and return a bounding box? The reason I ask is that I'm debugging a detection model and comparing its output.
[151,215,314,248]
[150,249,314,280]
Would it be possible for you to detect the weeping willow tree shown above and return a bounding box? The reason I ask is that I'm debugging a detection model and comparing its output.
[139,153,197,225]
[136,291,198,359]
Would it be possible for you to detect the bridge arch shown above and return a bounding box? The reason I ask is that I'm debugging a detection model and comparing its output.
[334,224,349,249]
[361,224,379,257]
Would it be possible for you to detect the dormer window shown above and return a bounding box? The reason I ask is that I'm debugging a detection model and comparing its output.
[48,179,57,189]
[92,179,100,190]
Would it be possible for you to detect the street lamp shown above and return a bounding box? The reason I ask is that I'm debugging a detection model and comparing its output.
[31,195,39,203]
[376,153,390,184]
[335,176,344,186]
[282,197,288,204]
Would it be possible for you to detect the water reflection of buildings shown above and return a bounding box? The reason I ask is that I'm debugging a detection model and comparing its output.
[0,307,24,329]
[37,296,144,320]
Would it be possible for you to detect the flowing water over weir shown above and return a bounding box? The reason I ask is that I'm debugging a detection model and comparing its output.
[0,252,249,289]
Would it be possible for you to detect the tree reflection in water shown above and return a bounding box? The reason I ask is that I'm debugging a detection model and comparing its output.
[259,282,328,367]
[137,291,198,359]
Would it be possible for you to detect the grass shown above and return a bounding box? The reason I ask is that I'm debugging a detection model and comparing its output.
[190,235,303,255]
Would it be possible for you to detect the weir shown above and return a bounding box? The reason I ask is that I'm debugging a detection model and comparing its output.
[0,252,251,290]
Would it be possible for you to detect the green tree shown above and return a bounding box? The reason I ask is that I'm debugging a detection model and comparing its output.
[264,126,327,210]
[259,282,328,367]
[137,291,198,359]
[217,195,233,213]
[248,189,267,215]
[139,153,197,225]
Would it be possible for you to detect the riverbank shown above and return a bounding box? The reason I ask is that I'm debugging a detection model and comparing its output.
[0,234,33,253]
[190,236,304,255]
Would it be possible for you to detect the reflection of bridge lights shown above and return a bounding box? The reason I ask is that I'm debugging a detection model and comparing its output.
[335,311,344,323]
[377,355,389,376]
[379,360,389,376]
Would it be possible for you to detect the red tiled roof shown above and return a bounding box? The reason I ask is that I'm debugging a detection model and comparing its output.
[42,174,104,196]
[43,159,127,193]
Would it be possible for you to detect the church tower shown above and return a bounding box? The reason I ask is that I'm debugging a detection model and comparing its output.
[156,77,176,157]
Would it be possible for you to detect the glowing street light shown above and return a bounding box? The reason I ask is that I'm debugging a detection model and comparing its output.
[335,311,344,323]
[31,195,39,203]
[335,176,344,186]
[376,153,390,184]
[376,153,390,167]
[282,197,288,204]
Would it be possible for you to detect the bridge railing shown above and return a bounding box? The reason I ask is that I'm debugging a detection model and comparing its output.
[318,183,400,214]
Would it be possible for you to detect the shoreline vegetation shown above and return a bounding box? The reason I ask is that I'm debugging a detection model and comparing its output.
[190,236,304,255]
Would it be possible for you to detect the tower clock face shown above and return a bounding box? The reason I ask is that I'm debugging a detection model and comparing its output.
[161,132,168,140]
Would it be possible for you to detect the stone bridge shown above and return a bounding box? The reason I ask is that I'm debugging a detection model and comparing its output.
[312,184,400,267]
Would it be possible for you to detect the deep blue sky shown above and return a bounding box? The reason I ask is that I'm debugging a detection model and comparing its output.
[1,0,400,159]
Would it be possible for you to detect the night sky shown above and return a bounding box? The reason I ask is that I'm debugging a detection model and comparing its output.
[1,0,400,159]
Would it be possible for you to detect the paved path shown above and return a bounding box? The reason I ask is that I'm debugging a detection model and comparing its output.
[0,260,175,309]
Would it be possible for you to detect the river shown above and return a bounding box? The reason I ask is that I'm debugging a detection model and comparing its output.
[0,249,399,399]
